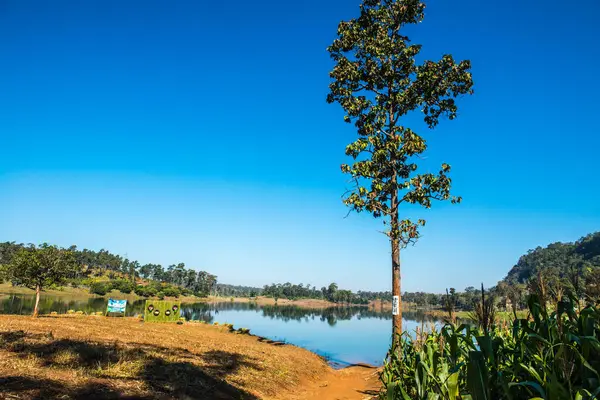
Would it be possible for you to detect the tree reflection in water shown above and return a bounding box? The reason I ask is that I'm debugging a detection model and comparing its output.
[2,294,440,329]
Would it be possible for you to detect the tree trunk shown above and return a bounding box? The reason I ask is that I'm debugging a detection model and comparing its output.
[392,236,402,347]
[33,284,41,318]
[391,171,402,349]
[388,88,402,349]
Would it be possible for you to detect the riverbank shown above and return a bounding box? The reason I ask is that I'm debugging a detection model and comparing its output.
[0,283,202,303]
[214,296,341,308]
[0,315,380,399]
[0,284,352,309]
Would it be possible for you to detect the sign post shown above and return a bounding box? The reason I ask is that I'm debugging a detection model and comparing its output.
[392,295,399,316]
[106,299,127,317]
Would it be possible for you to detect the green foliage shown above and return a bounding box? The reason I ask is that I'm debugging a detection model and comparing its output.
[327,0,473,244]
[504,232,600,286]
[381,295,600,399]
[215,283,261,297]
[89,281,112,296]
[111,279,135,294]
[161,285,181,298]
[134,284,157,297]
[1,241,218,297]
[261,282,371,304]
[2,243,79,291]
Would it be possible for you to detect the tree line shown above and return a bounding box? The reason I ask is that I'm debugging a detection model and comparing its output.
[261,282,391,305]
[0,241,398,317]
[0,242,219,316]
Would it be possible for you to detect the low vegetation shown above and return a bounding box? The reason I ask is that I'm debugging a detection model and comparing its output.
[382,293,600,399]
[379,233,600,399]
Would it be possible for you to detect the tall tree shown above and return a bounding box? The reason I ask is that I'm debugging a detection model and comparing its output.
[2,243,79,317]
[327,0,473,344]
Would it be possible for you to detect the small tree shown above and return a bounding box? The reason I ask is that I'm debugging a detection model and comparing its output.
[3,243,79,317]
[327,0,473,345]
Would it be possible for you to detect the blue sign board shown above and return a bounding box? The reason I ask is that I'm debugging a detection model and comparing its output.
[106,299,127,316]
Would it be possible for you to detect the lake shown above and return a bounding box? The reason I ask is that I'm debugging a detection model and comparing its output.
[0,292,442,367]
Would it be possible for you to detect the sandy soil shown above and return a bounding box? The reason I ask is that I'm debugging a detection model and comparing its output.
[0,315,380,399]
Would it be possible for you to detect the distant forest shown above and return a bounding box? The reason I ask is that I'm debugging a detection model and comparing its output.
[1,231,599,307]
[0,242,389,303]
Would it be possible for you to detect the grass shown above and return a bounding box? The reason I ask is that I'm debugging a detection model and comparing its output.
[0,283,352,309]
[0,314,332,399]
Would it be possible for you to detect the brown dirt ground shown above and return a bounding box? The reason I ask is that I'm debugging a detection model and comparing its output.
[0,315,380,400]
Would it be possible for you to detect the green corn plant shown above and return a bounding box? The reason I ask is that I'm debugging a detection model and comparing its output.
[381,294,600,400]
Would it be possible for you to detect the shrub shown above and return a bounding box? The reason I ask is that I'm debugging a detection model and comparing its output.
[157,291,165,300]
[112,279,134,294]
[135,285,157,297]
[89,281,112,296]
[161,285,180,298]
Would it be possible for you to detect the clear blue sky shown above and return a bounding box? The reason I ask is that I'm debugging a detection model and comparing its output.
[1,0,599,293]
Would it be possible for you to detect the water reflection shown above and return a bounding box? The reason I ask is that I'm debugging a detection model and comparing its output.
[1,293,445,366]
[0,293,442,326]
[0,293,148,316]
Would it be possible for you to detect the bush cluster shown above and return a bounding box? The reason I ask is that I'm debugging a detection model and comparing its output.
[87,278,182,298]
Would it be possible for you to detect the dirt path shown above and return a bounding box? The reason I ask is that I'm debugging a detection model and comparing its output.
[289,365,381,400]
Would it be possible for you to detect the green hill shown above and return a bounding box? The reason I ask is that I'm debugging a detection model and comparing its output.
[503,232,600,285]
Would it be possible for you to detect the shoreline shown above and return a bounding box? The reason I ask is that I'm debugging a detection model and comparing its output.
[4,285,522,320]
[0,314,380,399]
[0,283,371,310]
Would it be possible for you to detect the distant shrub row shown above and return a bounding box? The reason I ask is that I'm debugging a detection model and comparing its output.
[86,279,187,299]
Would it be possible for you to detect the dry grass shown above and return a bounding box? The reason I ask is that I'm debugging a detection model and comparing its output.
[0,315,331,399]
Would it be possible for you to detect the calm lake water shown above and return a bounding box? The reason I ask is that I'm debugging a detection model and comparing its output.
[0,292,442,367]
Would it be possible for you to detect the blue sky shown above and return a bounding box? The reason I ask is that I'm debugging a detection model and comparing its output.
[1,0,599,293]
